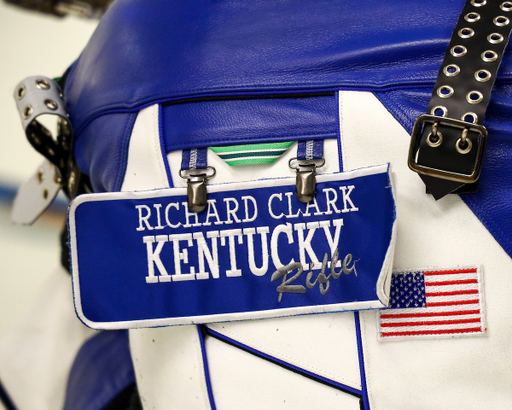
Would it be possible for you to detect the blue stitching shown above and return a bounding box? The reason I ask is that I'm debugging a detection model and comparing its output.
[336,91,344,172]
[354,312,370,410]
[205,326,363,398]
[158,105,174,188]
[197,325,217,410]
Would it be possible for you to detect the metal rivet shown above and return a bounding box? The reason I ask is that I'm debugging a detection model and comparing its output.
[458,27,475,38]
[494,16,510,26]
[44,99,58,111]
[456,135,473,155]
[501,1,512,12]
[444,64,460,77]
[462,112,478,123]
[482,50,498,62]
[35,78,50,90]
[430,105,448,117]
[37,170,44,183]
[488,33,504,44]
[465,12,481,22]
[17,86,26,100]
[68,170,76,193]
[451,45,467,57]
[475,69,491,82]
[467,91,484,104]
[471,0,487,6]
[23,105,33,119]
[437,85,454,98]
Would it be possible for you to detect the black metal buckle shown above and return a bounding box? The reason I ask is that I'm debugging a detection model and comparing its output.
[408,114,487,184]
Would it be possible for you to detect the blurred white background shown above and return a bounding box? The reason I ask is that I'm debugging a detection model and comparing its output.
[0,2,97,343]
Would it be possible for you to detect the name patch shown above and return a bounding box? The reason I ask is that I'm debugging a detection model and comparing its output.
[69,164,396,329]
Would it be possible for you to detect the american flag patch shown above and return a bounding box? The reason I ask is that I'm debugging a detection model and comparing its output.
[378,267,486,340]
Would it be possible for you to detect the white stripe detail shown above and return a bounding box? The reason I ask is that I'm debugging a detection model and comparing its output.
[217,148,287,155]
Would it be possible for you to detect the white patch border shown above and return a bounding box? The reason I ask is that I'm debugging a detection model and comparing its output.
[69,164,396,330]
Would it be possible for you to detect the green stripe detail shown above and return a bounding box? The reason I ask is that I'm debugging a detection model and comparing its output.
[210,142,294,166]
[225,157,280,166]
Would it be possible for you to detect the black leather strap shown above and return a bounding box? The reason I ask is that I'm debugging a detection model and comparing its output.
[409,0,512,199]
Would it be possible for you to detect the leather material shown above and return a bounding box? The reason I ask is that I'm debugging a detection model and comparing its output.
[65,0,512,263]
[162,95,337,151]
[74,112,137,192]
[63,330,135,410]
[376,83,512,259]
[64,0,512,135]
[415,0,512,198]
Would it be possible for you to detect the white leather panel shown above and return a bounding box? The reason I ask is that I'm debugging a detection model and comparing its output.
[339,90,512,410]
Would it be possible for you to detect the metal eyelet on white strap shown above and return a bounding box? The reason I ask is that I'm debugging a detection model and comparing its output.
[462,112,478,123]
[431,105,448,117]
[467,91,484,104]
[437,85,454,98]
[35,78,50,90]
[471,0,486,6]
[451,45,467,57]
[501,1,512,12]
[488,33,504,44]
[482,50,498,62]
[494,16,510,26]
[16,85,26,100]
[465,12,481,22]
[23,105,33,119]
[44,99,58,111]
[458,27,475,38]
[443,64,460,77]
[475,69,492,82]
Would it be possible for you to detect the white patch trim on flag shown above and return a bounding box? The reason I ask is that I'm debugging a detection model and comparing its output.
[378,265,486,341]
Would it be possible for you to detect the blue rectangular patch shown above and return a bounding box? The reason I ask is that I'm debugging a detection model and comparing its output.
[69,164,396,329]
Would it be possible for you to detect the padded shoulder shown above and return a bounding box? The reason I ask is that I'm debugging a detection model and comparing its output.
[64,0,512,133]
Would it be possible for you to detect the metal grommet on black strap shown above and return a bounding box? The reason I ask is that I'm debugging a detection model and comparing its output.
[443,64,460,76]
[437,85,455,98]
[409,0,512,199]
[465,11,481,22]
[501,1,512,12]
[474,69,492,82]
[458,27,475,38]
[451,45,468,57]
[471,0,487,7]
[493,15,510,26]
[488,32,504,43]
[482,49,499,61]
[462,112,478,123]
[431,105,448,116]
[467,90,484,104]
